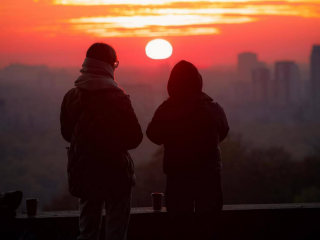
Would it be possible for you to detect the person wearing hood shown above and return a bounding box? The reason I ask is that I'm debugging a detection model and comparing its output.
[146,60,229,240]
[60,43,143,240]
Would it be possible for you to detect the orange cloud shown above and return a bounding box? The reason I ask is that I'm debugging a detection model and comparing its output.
[68,15,252,37]
[1,1,320,41]
[40,0,320,37]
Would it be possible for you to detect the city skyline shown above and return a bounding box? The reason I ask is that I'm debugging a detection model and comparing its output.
[0,44,318,71]
[1,43,320,210]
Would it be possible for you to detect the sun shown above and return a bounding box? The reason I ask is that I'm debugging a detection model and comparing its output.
[145,39,173,60]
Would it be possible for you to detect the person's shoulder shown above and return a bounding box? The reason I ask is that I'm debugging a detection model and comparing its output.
[63,87,80,102]
[155,98,174,113]
[64,87,77,97]
[107,88,131,103]
[63,87,127,104]
[206,101,222,109]
[93,88,133,109]
[197,93,214,108]
[204,101,227,121]
[212,102,226,113]
[88,88,128,100]
[199,93,222,109]
[204,101,224,111]
[199,94,225,116]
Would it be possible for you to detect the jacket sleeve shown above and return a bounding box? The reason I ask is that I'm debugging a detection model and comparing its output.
[146,102,171,145]
[60,93,73,143]
[216,103,230,142]
[93,95,143,151]
[116,96,143,150]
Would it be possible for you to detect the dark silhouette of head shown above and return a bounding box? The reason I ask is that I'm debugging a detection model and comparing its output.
[86,43,118,69]
[167,60,203,98]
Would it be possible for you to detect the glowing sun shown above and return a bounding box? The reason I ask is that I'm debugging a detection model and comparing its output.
[146,39,173,59]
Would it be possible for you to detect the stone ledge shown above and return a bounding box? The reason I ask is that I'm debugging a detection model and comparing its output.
[14,207,166,219]
[1,203,320,240]
[12,202,320,219]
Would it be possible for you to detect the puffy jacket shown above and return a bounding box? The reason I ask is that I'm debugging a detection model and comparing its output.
[146,93,229,175]
[146,60,229,175]
[60,87,143,200]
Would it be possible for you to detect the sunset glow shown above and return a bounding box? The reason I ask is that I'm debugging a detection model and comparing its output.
[1,0,320,67]
[146,39,173,59]
[69,15,251,37]
[52,0,320,6]
[61,0,319,37]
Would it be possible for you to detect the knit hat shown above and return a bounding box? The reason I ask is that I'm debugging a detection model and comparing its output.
[86,43,118,68]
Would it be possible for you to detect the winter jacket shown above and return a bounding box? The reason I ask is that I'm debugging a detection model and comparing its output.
[60,58,143,200]
[146,60,229,175]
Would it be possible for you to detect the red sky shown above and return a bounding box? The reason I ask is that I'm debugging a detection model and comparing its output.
[0,0,320,68]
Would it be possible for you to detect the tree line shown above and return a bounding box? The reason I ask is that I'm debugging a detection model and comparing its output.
[44,134,320,210]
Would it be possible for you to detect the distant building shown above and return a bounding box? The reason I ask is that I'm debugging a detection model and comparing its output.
[274,61,301,106]
[252,67,271,105]
[0,99,5,119]
[231,82,252,106]
[238,52,265,82]
[310,45,320,114]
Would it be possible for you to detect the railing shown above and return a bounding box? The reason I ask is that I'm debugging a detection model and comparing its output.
[1,203,319,240]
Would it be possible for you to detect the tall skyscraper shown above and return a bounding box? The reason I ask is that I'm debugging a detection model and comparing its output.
[232,82,252,105]
[238,52,265,82]
[238,52,257,82]
[274,61,301,106]
[311,45,320,113]
[252,67,271,105]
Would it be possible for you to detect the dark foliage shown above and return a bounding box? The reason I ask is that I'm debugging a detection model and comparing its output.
[43,191,78,211]
[132,147,166,207]
[45,134,320,210]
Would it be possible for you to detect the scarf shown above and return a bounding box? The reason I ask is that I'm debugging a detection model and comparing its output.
[74,57,124,92]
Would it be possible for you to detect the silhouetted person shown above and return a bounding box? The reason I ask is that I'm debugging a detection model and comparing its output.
[146,60,229,240]
[60,43,143,240]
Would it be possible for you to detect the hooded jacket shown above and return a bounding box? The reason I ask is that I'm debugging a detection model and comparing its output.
[146,60,229,175]
[60,58,143,200]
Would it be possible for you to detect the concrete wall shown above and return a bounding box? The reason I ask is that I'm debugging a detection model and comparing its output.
[1,203,319,240]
